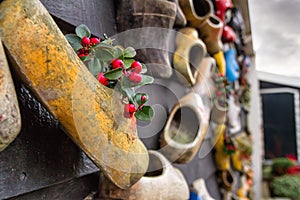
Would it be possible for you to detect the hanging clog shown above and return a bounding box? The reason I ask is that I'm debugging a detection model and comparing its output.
[160,92,209,164]
[0,40,22,152]
[224,48,239,83]
[169,0,187,27]
[0,0,149,189]
[99,150,190,200]
[227,95,241,133]
[192,178,216,200]
[174,27,207,86]
[213,0,234,22]
[115,0,177,79]
[193,57,216,116]
[227,7,246,56]
[179,0,213,28]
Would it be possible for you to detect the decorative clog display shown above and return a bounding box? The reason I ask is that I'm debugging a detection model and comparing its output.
[0,0,149,189]
[0,41,22,152]
[99,150,190,200]
[174,27,207,85]
[160,92,209,164]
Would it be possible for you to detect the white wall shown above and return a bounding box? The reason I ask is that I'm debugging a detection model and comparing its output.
[248,57,263,199]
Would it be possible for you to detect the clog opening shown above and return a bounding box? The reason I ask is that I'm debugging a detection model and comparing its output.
[144,153,163,177]
[209,16,220,25]
[169,106,200,144]
[189,45,203,77]
[193,0,210,17]
[223,171,234,185]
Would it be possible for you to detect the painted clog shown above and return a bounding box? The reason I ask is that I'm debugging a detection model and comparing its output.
[160,92,209,164]
[0,0,149,189]
[116,0,177,79]
[227,95,241,133]
[174,27,207,86]
[213,50,226,76]
[0,40,21,152]
[227,7,246,56]
[213,124,230,170]
[214,0,233,22]
[225,48,239,83]
[222,25,236,43]
[99,150,190,200]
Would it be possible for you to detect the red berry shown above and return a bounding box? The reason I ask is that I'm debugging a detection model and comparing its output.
[123,104,136,118]
[77,48,85,54]
[81,37,90,46]
[111,59,124,69]
[128,72,142,83]
[97,72,109,86]
[129,104,136,113]
[130,61,142,73]
[141,95,147,102]
[90,37,100,45]
[78,53,86,59]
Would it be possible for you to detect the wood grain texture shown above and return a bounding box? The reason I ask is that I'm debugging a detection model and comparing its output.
[10,172,99,200]
[40,0,117,37]
[0,82,98,199]
[0,0,148,189]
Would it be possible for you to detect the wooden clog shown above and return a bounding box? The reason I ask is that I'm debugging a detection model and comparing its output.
[179,0,213,28]
[0,0,149,189]
[198,15,224,55]
[174,27,207,86]
[0,40,21,152]
[193,57,216,116]
[116,0,177,79]
[160,92,209,164]
[99,150,190,200]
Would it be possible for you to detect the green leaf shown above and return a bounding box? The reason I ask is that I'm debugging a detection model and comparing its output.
[123,59,134,69]
[88,58,102,76]
[141,63,147,74]
[135,93,148,105]
[75,24,91,38]
[134,106,154,121]
[114,45,124,58]
[123,47,136,58]
[120,75,154,88]
[104,68,123,80]
[94,47,115,62]
[121,87,134,103]
[70,43,83,51]
[65,34,82,44]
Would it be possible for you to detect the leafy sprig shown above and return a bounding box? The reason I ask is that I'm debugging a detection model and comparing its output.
[65,24,154,121]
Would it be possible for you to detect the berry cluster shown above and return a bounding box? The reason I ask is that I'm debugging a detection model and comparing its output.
[97,59,143,87]
[223,136,236,155]
[212,72,231,107]
[65,24,154,121]
[77,36,100,59]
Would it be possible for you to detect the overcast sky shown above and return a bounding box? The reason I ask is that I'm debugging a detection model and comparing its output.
[249,0,300,78]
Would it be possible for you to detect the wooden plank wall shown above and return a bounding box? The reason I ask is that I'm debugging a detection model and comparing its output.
[0,0,221,199]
